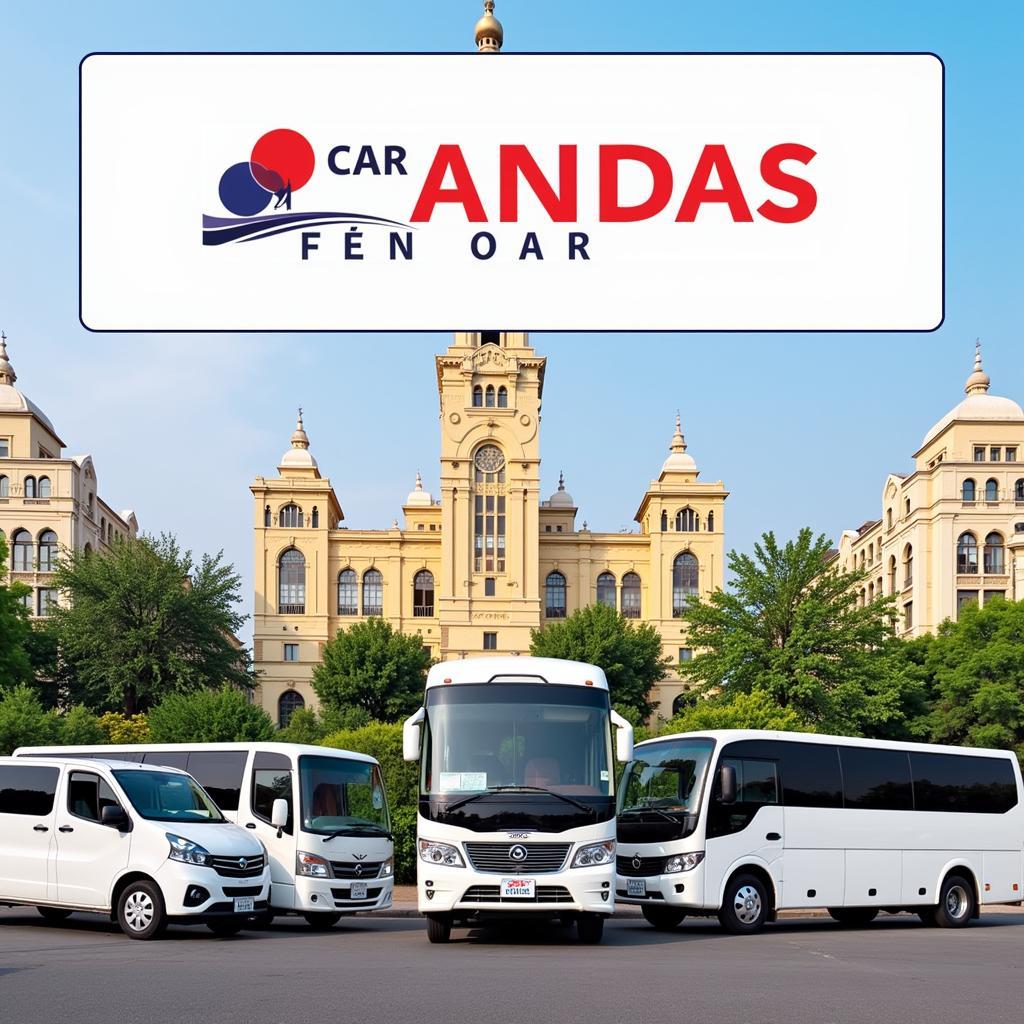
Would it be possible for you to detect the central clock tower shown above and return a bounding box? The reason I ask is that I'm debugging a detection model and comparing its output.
[435,331,546,655]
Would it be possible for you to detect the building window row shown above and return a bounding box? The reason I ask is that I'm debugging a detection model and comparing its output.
[0,474,51,498]
[956,531,1004,575]
[4,528,58,572]
[974,446,1017,463]
[472,385,509,408]
[595,570,642,618]
[659,507,714,532]
[267,503,320,529]
[543,558,696,620]
[961,478,1016,503]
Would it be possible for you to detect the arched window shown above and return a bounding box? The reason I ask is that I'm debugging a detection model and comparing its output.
[956,532,978,574]
[905,497,911,517]
[337,569,357,615]
[0,475,8,497]
[278,549,305,613]
[621,572,641,618]
[472,385,483,407]
[660,510,667,532]
[675,507,698,532]
[672,691,696,716]
[887,507,893,529]
[278,690,305,729]
[24,476,36,498]
[497,386,508,408]
[38,530,58,573]
[264,505,271,527]
[413,569,434,617]
[12,529,32,571]
[984,532,1005,574]
[280,504,303,528]
[37,477,51,498]
[596,571,616,608]
[985,478,999,501]
[903,544,913,587]
[311,506,319,529]
[706,510,714,533]
[473,445,506,573]
[888,554,897,594]
[485,385,496,408]
[962,479,976,501]
[1016,479,1024,501]
[672,553,699,616]
[362,568,383,616]
[545,571,567,618]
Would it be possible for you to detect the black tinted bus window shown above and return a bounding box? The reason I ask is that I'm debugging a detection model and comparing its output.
[778,742,843,808]
[0,765,60,815]
[735,759,778,804]
[141,751,190,770]
[187,751,248,811]
[911,752,1018,813]
[840,747,913,810]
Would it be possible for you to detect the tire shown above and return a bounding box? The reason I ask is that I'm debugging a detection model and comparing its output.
[718,873,770,934]
[576,914,605,944]
[932,874,976,929]
[425,913,452,944]
[206,919,245,937]
[117,880,168,940]
[641,905,686,931]
[303,912,342,931]
[37,907,72,923]
[827,908,879,927]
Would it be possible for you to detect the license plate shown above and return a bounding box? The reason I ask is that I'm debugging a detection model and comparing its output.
[500,878,536,899]
[350,882,368,900]
[626,879,646,897]
[233,896,255,913]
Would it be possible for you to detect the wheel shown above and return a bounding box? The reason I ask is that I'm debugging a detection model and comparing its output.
[827,908,879,927]
[117,880,167,940]
[206,919,245,937]
[425,913,452,944]
[248,909,276,930]
[718,873,770,934]
[576,914,605,944]
[932,874,976,929]
[641,905,686,931]
[303,912,342,931]
[37,907,72,923]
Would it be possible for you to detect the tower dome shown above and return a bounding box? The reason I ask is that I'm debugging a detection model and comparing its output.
[0,333,59,436]
[475,0,503,52]
[661,413,698,474]
[279,408,319,469]
[547,470,575,507]
[405,470,434,507]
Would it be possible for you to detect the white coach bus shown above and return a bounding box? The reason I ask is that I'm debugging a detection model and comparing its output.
[403,657,634,944]
[616,729,1023,933]
[16,742,393,929]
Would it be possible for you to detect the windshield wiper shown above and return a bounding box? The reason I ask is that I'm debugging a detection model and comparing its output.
[444,785,596,817]
[620,806,685,823]
[321,824,394,842]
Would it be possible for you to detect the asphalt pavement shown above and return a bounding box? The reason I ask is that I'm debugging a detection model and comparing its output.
[1,905,1023,1024]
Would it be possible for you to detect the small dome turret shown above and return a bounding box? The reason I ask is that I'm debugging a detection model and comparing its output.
[475,0,503,52]
[405,470,434,507]
[548,470,575,507]
[279,408,319,469]
[661,413,698,474]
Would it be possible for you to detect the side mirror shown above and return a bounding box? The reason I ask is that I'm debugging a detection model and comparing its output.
[101,804,130,832]
[271,798,289,838]
[403,707,425,762]
[718,763,737,805]
[610,710,634,764]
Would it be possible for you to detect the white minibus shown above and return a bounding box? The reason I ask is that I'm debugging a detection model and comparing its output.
[16,742,393,929]
[403,657,633,944]
[616,729,1024,933]
[0,755,270,939]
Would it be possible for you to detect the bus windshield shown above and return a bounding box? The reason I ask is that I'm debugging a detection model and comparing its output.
[113,769,226,823]
[618,737,715,817]
[299,755,391,836]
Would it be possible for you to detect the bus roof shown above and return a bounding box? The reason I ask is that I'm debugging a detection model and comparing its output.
[0,754,191,774]
[425,657,609,691]
[12,741,379,766]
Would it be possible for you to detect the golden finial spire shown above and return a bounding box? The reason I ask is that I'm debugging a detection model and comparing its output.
[475,0,503,52]
[291,407,310,449]
[0,331,15,387]
[965,339,990,396]
[670,412,687,453]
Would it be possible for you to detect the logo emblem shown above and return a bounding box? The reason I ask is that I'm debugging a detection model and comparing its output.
[509,844,529,863]
[632,855,642,870]
[353,854,368,860]
[238,858,248,870]
[354,864,363,877]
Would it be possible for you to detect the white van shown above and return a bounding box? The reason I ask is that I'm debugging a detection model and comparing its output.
[0,756,270,939]
[16,742,394,928]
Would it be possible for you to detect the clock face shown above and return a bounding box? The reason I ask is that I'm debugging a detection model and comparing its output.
[474,444,505,473]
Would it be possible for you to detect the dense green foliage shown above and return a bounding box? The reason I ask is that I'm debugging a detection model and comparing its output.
[0,685,61,753]
[313,618,432,723]
[530,603,671,719]
[661,687,809,735]
[0,535,33,687]
[47,534,252,714]
[147,685,275,743]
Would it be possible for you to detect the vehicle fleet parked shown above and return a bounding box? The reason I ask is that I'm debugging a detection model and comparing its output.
[616,729,1024,933]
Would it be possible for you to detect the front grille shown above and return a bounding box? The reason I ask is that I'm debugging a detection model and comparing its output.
[223,885,263,897]
[212,854,266,878]
[329,860,383,879]
[461,885,574,904]
[331,886,383,903]
[207,899,269,914]
[464,842,570,874]
[617,855,665,877]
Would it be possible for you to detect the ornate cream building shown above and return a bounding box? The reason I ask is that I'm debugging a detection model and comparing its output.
[835,345,1024,635]
[0,335,138,617]
[251,333,727,725]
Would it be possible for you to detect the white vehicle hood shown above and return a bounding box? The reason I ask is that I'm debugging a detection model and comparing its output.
[160,821,265,858]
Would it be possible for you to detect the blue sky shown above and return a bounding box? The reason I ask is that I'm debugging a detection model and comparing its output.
[1,1,1022,625]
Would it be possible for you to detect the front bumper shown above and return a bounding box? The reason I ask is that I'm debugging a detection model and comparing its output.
[285,873,394,915]
[157,860,272,918]
[615,863,706,908]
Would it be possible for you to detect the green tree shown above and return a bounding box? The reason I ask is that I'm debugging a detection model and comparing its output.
[60,705,106,745]
[680,528,913,735]
[0,685,60,755]
[923,598,1024,761]
[98,711,151,744]
[0,534,33,687]
[322,721,419,883]
[661,688,809,736]
[530,603,671,719]
[312,618,432,723]
[148,685,275,743]
[48,533,252,714]
[276,706,327,744]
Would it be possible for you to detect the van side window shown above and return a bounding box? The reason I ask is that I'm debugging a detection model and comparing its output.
[186,751,248,811]
[778,742,843,808]
[252,753,293,834]
[839,747,913,810]
[67,771,120,822]
[911,752,1018,813]
[707,757,779,838]
[0,764,60,815]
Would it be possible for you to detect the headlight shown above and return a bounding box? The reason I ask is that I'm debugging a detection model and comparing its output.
[380,856,394,878]
[166,834,211,866]
[418,839,465,867]
[664,851,705,873]
[297,851,331,878]
[571,841,615,868]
